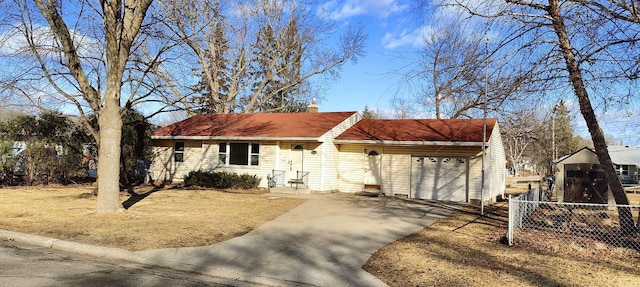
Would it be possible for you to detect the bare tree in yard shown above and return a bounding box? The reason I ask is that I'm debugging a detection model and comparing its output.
[453,0,640,231]
[501,109,546,175]
[156,0,366,114]
[1,0,154,212]
[396,11,536,119]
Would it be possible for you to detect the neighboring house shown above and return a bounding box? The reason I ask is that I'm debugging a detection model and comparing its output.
[554,145,640,203]
[150,106,506,203]
[608,145,640,184]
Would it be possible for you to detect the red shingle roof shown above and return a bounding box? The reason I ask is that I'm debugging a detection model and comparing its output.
[335,118,496,142]
[152,112,357,139]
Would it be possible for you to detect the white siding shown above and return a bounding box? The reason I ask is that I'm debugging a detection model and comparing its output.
[337,144,366,193]
[149,139,205,181]
[317,112,361,192]
[486,123,507,202]
[468,154,483,200]
[381,152,410,196]
[303,142,322,191]
[320,142,340,192]
[150,139,279,188]
[150,139,173,181]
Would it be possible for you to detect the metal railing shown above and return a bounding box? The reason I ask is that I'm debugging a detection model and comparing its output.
[268,170,286,188]
[290,171,309,190]
[508,189,640,252]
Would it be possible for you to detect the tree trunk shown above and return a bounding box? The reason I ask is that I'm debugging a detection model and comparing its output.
[96,92,124,213]
[548,0,636,232]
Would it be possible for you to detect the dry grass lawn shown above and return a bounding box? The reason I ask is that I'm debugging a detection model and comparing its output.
[364,194,640,287]
[0,185,304,251]
[2,183,640,286]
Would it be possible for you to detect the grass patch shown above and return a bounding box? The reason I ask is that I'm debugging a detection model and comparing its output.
[363,201,640,286]
[0,185,304,251]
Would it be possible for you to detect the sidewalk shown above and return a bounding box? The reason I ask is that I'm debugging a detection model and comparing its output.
[2,193,456,286]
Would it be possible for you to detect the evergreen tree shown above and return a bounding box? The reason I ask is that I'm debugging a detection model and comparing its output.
[362,106,378,119]
[552,100,578,158]
[0,111,86,185]
[119,109,153,188]
[248,16,307,113]
[191,0,231,114]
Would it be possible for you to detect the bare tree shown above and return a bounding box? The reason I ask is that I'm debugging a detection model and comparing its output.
[1,0,154,212]
[155,0,366,114]
[394,10,536,120]
[453,0,640,231]
[501,109,545,175]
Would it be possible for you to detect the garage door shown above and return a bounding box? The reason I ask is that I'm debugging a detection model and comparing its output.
[410,156,467,201]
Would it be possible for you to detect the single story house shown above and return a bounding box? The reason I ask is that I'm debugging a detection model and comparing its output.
[608,145,640,184]
[150,105,506,203]
[554,145,640,203]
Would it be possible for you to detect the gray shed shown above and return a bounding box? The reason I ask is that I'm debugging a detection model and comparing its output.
[554,146,640,203]
[554,147,608,203]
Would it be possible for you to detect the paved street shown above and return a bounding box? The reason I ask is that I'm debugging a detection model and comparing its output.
[0,239,242,287]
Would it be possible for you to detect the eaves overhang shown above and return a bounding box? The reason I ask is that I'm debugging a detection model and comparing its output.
[333,139,484,146]
[152,136,323,142]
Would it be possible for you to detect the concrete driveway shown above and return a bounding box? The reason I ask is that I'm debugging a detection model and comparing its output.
[136,193,457,286]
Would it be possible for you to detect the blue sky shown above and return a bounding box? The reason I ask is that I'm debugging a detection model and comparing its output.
[314,0,423,115]
[315,0,640,147]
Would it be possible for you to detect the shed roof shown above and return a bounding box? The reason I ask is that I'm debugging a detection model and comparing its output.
[555,145,640,166]
[335,118,496,144]
[152,112,357,140]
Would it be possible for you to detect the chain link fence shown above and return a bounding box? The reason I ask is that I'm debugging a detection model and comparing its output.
[508,187,640,252]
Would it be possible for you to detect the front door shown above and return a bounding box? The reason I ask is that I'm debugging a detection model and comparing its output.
[290,144,304,181]
[364,149,381,188]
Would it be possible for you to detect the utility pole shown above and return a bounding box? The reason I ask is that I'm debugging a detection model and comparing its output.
[552,104,557,161]
[481,33,489,216]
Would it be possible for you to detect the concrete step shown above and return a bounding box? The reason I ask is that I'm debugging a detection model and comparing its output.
[269,187,311,195]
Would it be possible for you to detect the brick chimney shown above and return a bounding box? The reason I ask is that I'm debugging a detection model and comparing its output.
[307,98,319,113]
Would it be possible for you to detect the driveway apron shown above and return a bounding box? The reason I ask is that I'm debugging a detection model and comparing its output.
[135,193,455,286]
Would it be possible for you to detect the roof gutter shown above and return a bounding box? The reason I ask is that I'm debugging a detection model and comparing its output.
[333,139,485,146]
[152,136,323,142]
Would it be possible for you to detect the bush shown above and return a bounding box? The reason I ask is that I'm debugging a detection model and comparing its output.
[183,170,261,189]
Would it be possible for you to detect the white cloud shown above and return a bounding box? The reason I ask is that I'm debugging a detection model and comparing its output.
[381,25,433,50]
[319,0,407,20]
[0,23,101,59]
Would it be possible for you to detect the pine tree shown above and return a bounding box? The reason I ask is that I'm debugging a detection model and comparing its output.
[552,100,578,158]
[248,16,306,113]
[192,0,231,114]
[362,106,378,119]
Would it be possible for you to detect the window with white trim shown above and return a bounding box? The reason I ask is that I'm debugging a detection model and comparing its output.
[218,142,260,166]
[174,141,185,163]
[218,143,227,165]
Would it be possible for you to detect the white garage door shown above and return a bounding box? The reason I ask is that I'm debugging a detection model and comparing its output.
[410,156,467,201]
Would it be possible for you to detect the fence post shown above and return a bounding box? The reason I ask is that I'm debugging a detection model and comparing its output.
[508,194,514,246]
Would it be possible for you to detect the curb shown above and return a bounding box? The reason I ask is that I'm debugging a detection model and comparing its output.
[0,229,275,286]
[0,229,142,263]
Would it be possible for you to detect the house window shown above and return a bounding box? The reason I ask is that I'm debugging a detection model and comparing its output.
[174,141,185,163]
[618,165,629,176]
[218,143,227,165]
[218,143,260,166]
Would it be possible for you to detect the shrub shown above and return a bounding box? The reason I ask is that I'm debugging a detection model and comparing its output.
[183,170,261,189]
